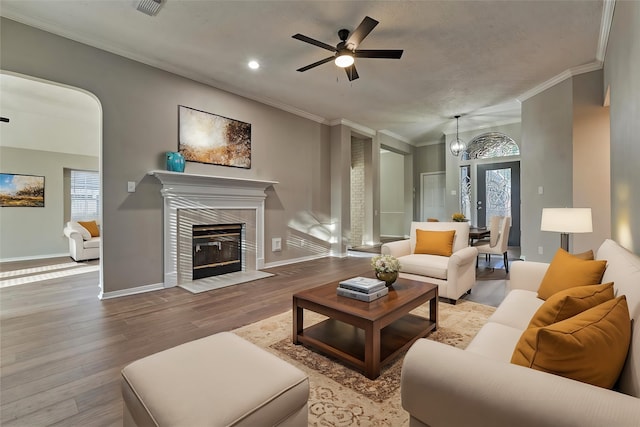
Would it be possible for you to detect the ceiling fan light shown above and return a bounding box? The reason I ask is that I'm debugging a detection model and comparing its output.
[335,53,354,68]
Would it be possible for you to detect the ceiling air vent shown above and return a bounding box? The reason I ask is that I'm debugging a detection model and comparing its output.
[137,0,162,16]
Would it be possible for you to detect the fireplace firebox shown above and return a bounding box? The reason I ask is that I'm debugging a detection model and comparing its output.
[192,223,244,280]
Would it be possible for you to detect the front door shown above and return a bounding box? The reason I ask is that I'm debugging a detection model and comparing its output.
[476,161,520,246]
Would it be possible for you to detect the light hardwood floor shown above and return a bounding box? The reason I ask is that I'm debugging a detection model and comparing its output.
[0,254,508,426]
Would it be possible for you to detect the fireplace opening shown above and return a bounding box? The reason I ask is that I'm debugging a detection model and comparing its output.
[192,223,244,280]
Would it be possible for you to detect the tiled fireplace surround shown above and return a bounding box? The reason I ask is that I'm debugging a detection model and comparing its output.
[149,171,277,288]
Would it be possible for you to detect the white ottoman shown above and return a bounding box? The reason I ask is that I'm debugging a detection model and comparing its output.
[121,332,309,427]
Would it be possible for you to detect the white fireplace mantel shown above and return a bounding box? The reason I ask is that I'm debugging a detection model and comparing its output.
[148,170,277,196]
[148,170,278,288]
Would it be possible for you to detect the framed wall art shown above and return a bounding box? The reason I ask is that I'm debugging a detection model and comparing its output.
[0,173,45,207]
[178,105,251,169]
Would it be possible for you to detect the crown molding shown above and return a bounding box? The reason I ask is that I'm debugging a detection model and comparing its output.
[597,0,616,62]
[415,140,445,147]
[517,61,603,102]
[377,129,411,144]
[328,119,376,137]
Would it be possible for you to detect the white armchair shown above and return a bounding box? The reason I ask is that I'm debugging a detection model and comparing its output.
[381,221,477,303]
[63,221,100,261]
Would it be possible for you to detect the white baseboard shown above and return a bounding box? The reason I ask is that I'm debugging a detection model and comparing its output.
[0,252,70,263]
[263,253,329,269]
[99,282,164,300]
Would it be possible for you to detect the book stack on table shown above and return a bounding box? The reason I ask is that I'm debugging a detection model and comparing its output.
[337,277,388,302]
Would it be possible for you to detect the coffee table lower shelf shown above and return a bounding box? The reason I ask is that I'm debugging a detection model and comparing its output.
[296,313,435,377]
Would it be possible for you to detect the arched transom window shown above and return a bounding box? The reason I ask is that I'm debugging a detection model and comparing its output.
[463,132,520,160]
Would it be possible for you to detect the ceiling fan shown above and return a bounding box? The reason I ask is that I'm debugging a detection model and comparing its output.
[292,16,403,81]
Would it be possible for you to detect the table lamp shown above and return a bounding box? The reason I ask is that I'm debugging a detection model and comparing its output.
[541,208,593,252]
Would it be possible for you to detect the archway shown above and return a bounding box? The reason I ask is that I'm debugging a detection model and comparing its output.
[0,71,103,295]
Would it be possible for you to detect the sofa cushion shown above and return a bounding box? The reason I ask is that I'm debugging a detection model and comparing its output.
[528,282,615,328]
[537,248,607,300]
[511,296,631,389]
[84,237,100,249]
[399,254,448,280]
[488,289,544,331]
[78,220,100,237]
[414,229,455,257]
[465,322,524,363]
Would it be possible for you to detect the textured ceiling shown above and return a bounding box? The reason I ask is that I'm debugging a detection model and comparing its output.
[0,0,606,144]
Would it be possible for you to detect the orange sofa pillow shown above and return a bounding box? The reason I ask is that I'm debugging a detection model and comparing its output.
[512,296,631,389]
[414,229,456,257]
[528,282,614,328]
[537,248,607,300]
[78,220,100,238]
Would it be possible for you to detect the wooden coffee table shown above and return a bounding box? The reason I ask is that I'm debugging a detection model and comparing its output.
[293,277,438,379]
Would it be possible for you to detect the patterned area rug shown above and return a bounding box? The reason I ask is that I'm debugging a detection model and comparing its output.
[233,299,495,426]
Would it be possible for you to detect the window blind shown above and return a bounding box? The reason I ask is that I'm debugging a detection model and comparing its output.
[70,170,99,221]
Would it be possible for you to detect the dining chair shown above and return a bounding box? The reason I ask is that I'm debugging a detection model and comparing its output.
[475,216,511,273]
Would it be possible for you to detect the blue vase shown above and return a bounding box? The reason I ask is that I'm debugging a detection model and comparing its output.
[166,151,185,172]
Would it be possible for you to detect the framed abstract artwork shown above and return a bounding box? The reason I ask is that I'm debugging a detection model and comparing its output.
[178,105,251,169]
[0,173,45,207]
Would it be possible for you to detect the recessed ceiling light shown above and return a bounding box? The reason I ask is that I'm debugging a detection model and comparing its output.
[248,61,260,70]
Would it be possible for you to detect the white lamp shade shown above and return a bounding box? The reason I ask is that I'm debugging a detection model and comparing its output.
[541,208,593,233]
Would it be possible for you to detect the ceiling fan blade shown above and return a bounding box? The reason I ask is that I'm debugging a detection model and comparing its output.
[345,64,359,81]
[296,56,335,72]
[346,16,378,48]
[354,49,404,59]
[292,34,337,52]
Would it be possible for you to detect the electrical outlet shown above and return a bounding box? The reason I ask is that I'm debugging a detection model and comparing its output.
[538,246,544,255]
[127,181,136,193]
[272,237,282,252]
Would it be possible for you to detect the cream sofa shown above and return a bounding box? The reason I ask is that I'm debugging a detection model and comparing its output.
[381,221,478,303]
[63,221,100,261]
[401,239,640,427]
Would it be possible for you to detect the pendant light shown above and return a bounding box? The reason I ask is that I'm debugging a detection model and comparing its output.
[450,115,466,157]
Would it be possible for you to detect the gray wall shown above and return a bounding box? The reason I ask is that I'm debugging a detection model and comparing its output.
[0,146,98,260]
[520,70,613,261]
[604,0,640,253]
[521,79,573,261]
[378,133,414,236]
[380,150,405,237]
[1,18,332,293]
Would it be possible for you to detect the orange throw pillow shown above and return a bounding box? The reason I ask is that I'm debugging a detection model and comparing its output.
[573,249,594,260]
[78,220,100,237]
[414,229,456,257]
[512,296,631,389]
[537,248,607,300]
[528,282,614,328]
